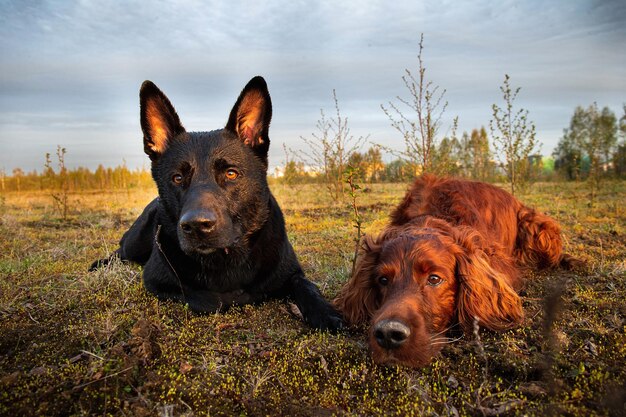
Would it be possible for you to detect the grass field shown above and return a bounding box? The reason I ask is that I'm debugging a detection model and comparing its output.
[1,180,625,416]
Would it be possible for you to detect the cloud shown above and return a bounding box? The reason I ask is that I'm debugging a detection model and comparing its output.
[1,0,625,172]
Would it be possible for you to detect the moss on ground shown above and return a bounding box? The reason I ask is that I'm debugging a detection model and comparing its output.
[0,182,624,416]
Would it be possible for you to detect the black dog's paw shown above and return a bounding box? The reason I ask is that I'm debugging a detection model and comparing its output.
[89,258,110,272]
[88,253,120,272]
[305,305,345,333]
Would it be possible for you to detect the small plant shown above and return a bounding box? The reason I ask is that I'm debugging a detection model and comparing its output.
[11,168,23,192]
[490,74,539,195]
[540,278,566,396]
[344,165,363,276]
[281,143,308,187]
[44,145,70,220]
[472,317,489,392]
[298,90,367,201]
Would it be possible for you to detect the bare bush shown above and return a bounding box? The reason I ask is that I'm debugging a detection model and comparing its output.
[44,145,70,219]
[297,90,367,201]
[381,34,456,175]
[490,74,539,195]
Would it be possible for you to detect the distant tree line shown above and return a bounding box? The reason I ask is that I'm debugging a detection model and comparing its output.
[281,105,623,191]
[282,127,502,185]
[1,163,153,192]
[2,100,624,194]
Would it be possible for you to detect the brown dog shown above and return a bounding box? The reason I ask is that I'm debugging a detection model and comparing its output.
[334,175,579,367]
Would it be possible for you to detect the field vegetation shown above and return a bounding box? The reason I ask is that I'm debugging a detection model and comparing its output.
[1,178,624,416]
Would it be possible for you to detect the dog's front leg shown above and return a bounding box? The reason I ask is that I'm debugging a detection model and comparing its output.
[118,198,160,264]
[143,280,226,314]
[287,272,344,332]
[141,251,225,313]
[89,198,160,271]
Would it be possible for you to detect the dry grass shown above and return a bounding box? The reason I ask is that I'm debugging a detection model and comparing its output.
[0,181,625,416]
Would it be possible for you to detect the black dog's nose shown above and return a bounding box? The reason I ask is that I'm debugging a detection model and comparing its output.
[373,319,411,350]
[179,210,217,236]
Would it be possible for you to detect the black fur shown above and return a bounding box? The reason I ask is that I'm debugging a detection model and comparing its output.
[90,76,342,331]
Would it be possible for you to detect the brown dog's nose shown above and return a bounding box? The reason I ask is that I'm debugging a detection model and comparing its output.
[373,319,411,350]
[179,210,217,236]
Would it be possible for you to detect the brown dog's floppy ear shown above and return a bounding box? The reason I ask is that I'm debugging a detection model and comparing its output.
[453,226,523,333]
[334,235,382,326]
[226,76,272,161]
[140,81,185,160]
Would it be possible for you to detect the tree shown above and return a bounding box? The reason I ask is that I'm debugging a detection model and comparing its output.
[432,135,461,176]
[384,159,411,182]
[281,144,308,185]
[568,105,603,200]
[613,143,626,178]
[556,104,619,201]
[347,146,385,182]
[490,74,539,195]
[363,146,385,182]
[347,151,366,182]
[619,104,626,139]
[381,34,454,176]
[12,168,23,192]
[615,105,626,178]
[553,135,583,180]
[597,106,618,171]
[456,127,493,180]
[468,127,493,181]
[569,104,617,175]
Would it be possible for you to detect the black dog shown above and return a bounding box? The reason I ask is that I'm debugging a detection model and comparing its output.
[90,76,342,331]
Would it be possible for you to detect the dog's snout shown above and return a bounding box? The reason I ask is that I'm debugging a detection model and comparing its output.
[373,319,411,350]
[179,210,217,236]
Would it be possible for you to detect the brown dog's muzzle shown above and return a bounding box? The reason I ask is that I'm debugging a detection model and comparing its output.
[368,293,440,367]
[373,319,411,350]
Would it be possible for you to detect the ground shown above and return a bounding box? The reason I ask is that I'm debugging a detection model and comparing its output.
[0,181,625,416]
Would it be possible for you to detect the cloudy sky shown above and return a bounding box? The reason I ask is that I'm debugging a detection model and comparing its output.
[1,0,624,173]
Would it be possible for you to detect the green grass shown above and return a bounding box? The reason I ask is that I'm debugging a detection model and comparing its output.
[0,181,625,416]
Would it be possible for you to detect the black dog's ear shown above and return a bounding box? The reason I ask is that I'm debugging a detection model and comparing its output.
[226,76,272,159]
[140,81,185,160]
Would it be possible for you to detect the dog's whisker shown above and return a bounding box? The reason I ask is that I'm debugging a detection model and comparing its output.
[430,335,464,346]
[430,322,462,339]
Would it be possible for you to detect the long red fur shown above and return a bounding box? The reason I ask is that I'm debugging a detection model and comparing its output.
[334,175,580,367]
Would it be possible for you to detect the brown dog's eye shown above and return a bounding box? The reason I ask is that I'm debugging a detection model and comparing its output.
[172,174,183,185]
[225,169,239,181]
[427,274,444,287]
[378,276,389,286]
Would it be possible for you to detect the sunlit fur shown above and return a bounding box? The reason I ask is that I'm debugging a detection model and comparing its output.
[335,175,580,367]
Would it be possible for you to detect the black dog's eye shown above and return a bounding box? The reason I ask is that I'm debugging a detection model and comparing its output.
[225,169,239,181]
[378,276,389,286]
[427,274,444,287]
[172,174,183,185]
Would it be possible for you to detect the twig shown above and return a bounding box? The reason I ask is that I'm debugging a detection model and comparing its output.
[154,225,185,300]
[81,350,105,361]
[73,366,133,390]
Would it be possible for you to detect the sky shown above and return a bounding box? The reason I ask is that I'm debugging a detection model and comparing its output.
[0,0,625,173]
